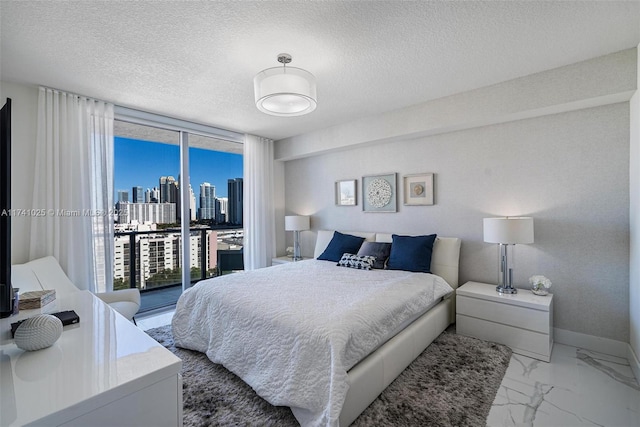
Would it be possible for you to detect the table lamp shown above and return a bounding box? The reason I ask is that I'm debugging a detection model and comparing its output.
[285,215,310,261]
[483,217,534,294]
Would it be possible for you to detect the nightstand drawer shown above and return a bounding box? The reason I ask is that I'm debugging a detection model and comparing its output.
[456,281,554,362]
[457,295,550,334]
[457,315,552,361]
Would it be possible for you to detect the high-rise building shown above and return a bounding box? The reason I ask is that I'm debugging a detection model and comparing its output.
[227,178,243,225]
[113,235,127,279]
[176,179,182,221]
[132,186,144,203]
[189,185,196,221]
[207,230,218,271]
[113,232,177,290]
[159,176,179,221]
[198,182,216,220]
[117,190,129,203]
[218,197,228,223]
[159,176,178,204]
[144,187,160,203]
[116,201,176,225]
[215,198,224,224]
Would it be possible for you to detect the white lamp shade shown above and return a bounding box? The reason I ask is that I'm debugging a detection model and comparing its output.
[254,66,317,116]
[285,215,310,231]
[483,217,534,244]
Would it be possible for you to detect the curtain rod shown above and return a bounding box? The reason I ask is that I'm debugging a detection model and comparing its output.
[39,86,244,144]
[114,106,244,144]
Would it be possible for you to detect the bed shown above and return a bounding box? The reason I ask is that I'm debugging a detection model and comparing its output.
[172,230,461,426]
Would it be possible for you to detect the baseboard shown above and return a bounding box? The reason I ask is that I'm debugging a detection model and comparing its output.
[628,344,640,386]
[553,328,628,358]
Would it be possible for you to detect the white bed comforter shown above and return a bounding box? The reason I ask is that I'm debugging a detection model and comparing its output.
[172,259,453,426]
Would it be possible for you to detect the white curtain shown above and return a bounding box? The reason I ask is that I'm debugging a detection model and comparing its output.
[30,87,114,293]
[243,134,275,270]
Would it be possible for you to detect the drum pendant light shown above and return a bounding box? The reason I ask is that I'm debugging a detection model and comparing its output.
[254,53,317,117]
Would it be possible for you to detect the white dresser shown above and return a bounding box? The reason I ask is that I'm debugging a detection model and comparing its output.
[0,291,183,426]
[456,281,553,362]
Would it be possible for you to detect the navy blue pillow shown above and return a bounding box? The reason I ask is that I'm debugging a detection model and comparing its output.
[317,231,366,262]
[387,234,437,273]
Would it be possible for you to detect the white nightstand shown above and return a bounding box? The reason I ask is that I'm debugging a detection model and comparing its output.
[272,256,295,265]
[456,281,554,362]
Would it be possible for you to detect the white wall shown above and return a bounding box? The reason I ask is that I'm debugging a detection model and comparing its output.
[278,49,636,343]
[629,45,640,379]
[276,49,636,161]
[0,81,38,264]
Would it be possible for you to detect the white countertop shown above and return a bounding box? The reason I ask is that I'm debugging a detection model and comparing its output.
[0,291,182,426]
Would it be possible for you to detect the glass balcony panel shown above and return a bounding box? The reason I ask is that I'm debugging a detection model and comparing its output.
[115,227,243,313]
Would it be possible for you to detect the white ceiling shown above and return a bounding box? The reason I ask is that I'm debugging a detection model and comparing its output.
[1,1,639,141]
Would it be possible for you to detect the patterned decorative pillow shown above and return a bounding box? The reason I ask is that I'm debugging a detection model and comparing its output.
[337,253,376,270]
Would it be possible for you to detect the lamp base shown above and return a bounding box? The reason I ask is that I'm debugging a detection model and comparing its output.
[496,285,518,294]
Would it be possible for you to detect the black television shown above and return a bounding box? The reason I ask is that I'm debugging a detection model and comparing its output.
[0,98,13,318]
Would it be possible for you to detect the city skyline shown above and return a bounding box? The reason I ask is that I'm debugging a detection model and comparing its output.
[114,137,243,207]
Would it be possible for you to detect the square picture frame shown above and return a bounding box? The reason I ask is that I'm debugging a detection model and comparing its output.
[403,173,434,206]
[335,179,357,206]
[362,173,397,212]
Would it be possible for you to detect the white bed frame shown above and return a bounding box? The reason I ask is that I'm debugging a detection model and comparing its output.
[312,231,462,426]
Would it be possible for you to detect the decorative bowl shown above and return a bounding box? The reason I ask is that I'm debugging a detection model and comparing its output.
[14,314,63,351]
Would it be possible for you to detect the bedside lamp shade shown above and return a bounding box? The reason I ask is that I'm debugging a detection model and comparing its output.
[483,217,534,244]
[483,217,534,294]
[285,215,310,261]
[285,215,310,232]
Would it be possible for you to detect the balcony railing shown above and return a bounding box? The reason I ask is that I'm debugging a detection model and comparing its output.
[114,226,243,312]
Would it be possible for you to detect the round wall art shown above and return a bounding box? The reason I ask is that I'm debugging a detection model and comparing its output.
[367,178,392,208]
[362,173,397,212]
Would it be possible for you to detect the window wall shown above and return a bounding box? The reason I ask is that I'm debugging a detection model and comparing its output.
[113,113,243,311]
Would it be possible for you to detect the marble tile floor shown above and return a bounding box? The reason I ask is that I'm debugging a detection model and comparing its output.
[488,344,639,427]
[137,310,640,427]
[136,308,175,331]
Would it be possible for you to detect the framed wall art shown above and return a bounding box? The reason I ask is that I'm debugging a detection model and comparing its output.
[362,173,397,212]
[403,173,434,206]
[335,180,357,206]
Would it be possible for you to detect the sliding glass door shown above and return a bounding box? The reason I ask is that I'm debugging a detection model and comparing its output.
[113,119,243,312]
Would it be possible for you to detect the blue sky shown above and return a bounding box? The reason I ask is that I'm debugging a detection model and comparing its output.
[114,137,243,206]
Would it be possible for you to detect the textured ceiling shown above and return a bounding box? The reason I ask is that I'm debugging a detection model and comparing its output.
[1,1,639,141]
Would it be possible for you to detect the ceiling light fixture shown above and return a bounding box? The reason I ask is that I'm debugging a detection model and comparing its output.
[253,53,317,117]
